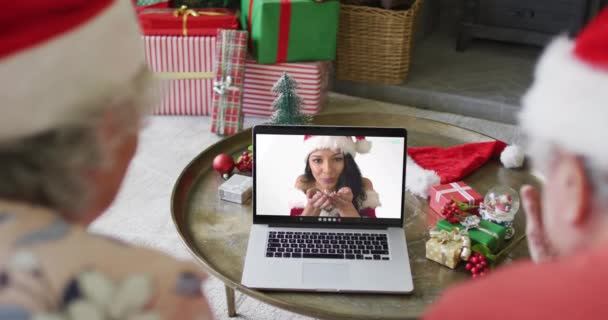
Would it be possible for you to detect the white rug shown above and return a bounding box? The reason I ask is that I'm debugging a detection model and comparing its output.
[90,93,523,319]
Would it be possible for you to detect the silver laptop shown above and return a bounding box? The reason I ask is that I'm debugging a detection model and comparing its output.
[241,125,414,293]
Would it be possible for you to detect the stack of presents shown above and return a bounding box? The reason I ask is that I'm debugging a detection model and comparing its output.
[134,0,337,135]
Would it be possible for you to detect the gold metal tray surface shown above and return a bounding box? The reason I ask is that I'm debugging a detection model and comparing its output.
[171,113,540,320]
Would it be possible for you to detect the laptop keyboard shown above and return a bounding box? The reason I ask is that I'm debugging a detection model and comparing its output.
[265,231,390,261]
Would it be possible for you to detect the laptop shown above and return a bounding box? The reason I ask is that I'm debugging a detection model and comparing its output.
[241,125,414,293]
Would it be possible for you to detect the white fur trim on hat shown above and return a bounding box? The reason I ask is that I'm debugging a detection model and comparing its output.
[500,145,525,168]
[304,136,358,158]
[356,139,372,154]
[288,188,307,208]
[361,189,381,209]
[405,156,441,198]
[519,36,608,165]
[0,0,145,141]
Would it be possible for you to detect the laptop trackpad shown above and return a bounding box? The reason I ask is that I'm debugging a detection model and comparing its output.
[302,263,350,287]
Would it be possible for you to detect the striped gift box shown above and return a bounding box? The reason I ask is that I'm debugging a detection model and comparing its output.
[143,35,216,115]
[242,59,330,118]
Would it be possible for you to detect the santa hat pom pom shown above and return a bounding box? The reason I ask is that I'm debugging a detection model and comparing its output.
[500,145,525,169]
[356,139,372,154]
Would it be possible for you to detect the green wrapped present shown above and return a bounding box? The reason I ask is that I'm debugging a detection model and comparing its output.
[437,216,506,253]
[241,0,340,64]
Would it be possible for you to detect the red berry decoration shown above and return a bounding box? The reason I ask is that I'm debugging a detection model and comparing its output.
[213,153,235,175]
[236,150,253,172]
[467,252,491,279]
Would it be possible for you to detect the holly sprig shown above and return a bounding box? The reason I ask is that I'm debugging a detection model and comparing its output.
[441,198,480,224]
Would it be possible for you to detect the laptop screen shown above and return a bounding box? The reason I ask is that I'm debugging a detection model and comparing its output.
[253,126,406,227]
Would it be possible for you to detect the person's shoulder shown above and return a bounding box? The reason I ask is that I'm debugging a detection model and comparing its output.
[295,174,313,191]
[424,248,608,319]
[362,177,374,190]
[0,205,210,319]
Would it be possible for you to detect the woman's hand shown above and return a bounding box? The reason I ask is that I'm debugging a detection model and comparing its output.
[301,188,331,216]
[521,185,558,263]
[328,187,359,217]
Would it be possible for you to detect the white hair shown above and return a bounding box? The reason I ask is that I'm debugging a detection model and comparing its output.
[0,66,157,215]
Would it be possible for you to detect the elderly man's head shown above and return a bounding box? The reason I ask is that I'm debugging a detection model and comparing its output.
[519,9,608,257]
[0,1,156,223]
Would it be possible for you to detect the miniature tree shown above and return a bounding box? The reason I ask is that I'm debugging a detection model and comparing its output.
[269,73,312,125]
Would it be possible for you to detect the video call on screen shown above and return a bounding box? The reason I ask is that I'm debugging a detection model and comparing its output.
[255,134,405,219]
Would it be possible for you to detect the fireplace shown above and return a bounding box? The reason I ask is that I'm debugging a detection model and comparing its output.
[456,0,601,50]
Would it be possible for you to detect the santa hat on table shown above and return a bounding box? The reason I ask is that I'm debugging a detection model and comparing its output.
[0,0,145,142]
[406,141,524,198]
[519,8,608,167]
[303,135,372,158]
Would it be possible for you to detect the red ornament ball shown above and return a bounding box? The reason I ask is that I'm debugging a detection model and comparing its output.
[213,153,235,175]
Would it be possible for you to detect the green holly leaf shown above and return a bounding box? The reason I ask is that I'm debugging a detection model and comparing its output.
[472,244,497,262]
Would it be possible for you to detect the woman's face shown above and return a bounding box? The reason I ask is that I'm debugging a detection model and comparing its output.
[308,149,345,191]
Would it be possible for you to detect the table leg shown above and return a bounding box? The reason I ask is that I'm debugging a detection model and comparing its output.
[225,285,237,317]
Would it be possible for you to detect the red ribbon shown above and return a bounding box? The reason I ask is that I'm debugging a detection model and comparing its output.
[277,0,291,62]
[247,0,291,62]
[247,0,254,49]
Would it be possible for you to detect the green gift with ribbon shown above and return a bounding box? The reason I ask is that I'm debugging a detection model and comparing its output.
[437,216,506,253]
[241,0,340,64]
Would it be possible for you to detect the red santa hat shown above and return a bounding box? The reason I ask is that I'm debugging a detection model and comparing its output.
[0,0,145,141]
[303,135,372,158]
[519,8,608,166]
[406,140,524,198]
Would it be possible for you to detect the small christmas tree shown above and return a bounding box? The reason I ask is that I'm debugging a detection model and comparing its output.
[269,73,312,125]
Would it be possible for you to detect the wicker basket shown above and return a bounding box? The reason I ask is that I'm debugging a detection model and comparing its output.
[336,0,421,84]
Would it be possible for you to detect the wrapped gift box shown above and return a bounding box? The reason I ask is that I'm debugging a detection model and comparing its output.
[425,229,471,269]
[241,0,340,64]
[143,35,216,115]
[210,30,248,135]
[242,59,329,117]
[429,181,483,216]
[437,218,506,253]
[138,6,239,36]
[219,174,253,204]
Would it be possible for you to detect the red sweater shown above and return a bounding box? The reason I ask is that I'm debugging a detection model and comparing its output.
[424,246,608,319]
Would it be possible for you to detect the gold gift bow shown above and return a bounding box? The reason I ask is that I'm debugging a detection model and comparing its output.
[174,5,227,37]
[154,71,214,80]
[430,229,472,262]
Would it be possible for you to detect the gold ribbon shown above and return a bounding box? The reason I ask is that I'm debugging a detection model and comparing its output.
[430,229,471,261]
[173,5,227,37]
[154,71,214,80]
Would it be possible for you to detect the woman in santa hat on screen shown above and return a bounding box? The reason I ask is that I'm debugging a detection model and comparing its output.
[289,135,381,218]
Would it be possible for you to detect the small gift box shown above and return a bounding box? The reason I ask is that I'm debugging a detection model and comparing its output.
[425,229,471,269]
[138,6,239,36]
[241,0,340,64]
[219,174,253,204]
[429,181,483,217]
[437,215,506,253]
[242,59,330,117]
[210,29,248,135]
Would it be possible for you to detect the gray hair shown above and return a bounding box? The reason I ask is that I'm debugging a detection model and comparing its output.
[526,137,608,208]
[0,66,157,216]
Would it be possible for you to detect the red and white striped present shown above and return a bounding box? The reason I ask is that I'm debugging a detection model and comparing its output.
[242,59,330,118]
[143,36,216,115]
